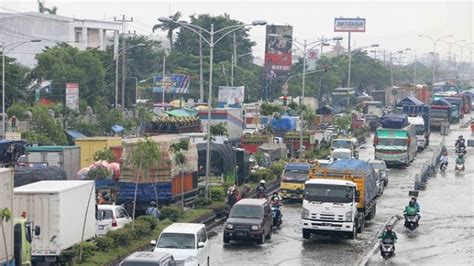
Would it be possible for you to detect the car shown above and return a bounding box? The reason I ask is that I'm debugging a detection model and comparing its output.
[120,251,176,266]
[330,148,355,161]
[368,159,390,186]
[316,159,332,170]
[151,223,210,266]
[223,198,273,245]
[96,204,132,236]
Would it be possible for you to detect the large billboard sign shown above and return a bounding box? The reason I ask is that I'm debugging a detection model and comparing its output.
[334,18,366,32]
[264,25,293,75]
[218,86,245,106]
[153,74,191,94]
[65,83,79,110]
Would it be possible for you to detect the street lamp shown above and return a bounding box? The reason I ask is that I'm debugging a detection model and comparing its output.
[418,34,452,84]
[1,39,41,139]
[459,42,474,65]
[389,48,410,87]
[158,16,267,199]
[115,43,146,111]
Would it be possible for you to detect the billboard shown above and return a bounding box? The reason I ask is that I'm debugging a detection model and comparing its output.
[307,49,320,71]
[65,83,79,110]
[218,86,245,106]
[264,25,293,75]
[334,18,366,32]
[153,74,191,94]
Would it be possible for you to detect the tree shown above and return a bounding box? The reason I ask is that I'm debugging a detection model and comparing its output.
[93,149,116,162]
[260,102,283,116]
[25,106,67,145]
[170,139,190,208]
[1,207,12,263]
[37,0,57,14]
[0,57,31,106]
[152,11,182,50]
[130,136,160,227]
[334,115,352,134]
[209,123,228,141]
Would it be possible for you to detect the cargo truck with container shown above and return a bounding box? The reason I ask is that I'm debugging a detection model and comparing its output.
[444,96,464,121]
[301,160,378,239]
[13,180,96,264]
[21,146,80,180]
[396,97,431,147]
[430,99,452,129]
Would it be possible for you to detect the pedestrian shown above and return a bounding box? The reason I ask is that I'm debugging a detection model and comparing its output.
[241,183,251,199]
[146,201,161,221]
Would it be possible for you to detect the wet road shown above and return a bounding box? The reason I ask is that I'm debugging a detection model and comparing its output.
[368,122,474,265]
[208,122,472,265]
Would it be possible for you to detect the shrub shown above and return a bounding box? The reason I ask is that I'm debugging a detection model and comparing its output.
[249,168,274,183]
[136,215,158,230]
[94,236,113,251]
[73,241,97,261]
[132,220,152,237]
[194,196,212,208]
[210,186,225,202]
[270,161,285,177]
[160,206,184,222]
[107,228,134,246]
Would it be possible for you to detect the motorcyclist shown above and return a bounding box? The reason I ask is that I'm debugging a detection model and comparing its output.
[439,152,448,171]
[411,197,421,225]
[256,180,266,198]
[455,135,466,150]
[404,199,420,226]
[455,153,465,170]
[270,191,281,207]
[379,224,397,252]
[240,183,251,199]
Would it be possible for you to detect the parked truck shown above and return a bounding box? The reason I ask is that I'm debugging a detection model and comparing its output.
[13,180,96,264]
[430,99,452,130]
[301,159,378,239]
[1,168,33,266]
[402,104,431,147]
[21,146,80,180]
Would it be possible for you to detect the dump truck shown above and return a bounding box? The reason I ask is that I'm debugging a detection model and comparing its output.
[301,159,378,240]
[280,162,311,200]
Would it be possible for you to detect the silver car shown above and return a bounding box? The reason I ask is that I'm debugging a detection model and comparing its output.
[120,251,176,266]
[368,159,390,186]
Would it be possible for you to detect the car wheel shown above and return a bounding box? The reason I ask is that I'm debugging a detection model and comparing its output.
[302,229,311,239]
[384,179,388,186]
[223,236,230,244]
[258,231,265,244]
[266,229,272,240]
[207,257,210,266]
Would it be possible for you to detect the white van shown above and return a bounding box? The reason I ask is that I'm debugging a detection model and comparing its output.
[151,223,210,266]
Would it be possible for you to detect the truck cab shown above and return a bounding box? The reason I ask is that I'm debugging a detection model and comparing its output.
[331,138,358,159]
[13,217,34,266]
[408,116,426,150]
[301,179,361,239]
[280,163,310,200]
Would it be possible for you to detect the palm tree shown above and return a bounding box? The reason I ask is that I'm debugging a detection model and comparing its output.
[152,11,182,50]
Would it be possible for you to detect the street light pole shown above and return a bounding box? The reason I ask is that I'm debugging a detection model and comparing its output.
[418,34,452,84]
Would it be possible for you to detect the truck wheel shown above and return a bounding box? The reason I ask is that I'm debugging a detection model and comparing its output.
[349,227,357,239]
[302,229,311,239]
[358,220,365,233]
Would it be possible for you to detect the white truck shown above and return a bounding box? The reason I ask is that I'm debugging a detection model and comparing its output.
[13,180,96,264]
[301,160,378,240]
[408,116,427,150]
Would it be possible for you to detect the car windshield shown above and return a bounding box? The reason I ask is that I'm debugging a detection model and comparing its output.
[332,140,352,149]
[157,233,195,249]
[304,184,353,203]
[97,209,113,220]
[370,162,386,171]
[377,138,407,146]
[282,170,308,183]
[332,151,351,159]
[229,205,263,219]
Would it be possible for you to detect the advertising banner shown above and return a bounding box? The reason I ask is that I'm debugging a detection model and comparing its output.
[65,83,79,110]
[218,86,245,106]
[153,74,191,94]
[334,18,366,32]
[264,25,293,75]
[307,49,320,71]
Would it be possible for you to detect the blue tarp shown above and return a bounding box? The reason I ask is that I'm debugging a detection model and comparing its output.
[65,130,86,140]
[95,179,118,189]
[112,125,124,133]
[395,96,424,107]
[431,98,452,107]
[271,116,297,131]
[285,163,310,171]
[380,114,409,129]
[116,182,173,203]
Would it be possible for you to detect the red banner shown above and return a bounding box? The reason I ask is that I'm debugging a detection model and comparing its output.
[264,25,293,75]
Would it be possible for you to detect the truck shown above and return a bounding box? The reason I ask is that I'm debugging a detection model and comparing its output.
[258,143,287,163]
[280,162,311,200]
[374,115,417,166]
[22,146,80,180]
[13,180,96,264]
[402,104,431,147]
[430,99,452,129]
[301,159,378,239]
[444,96,464,121]
[408,116,427,150]
[331,137,359,159]
[1,168,33,266]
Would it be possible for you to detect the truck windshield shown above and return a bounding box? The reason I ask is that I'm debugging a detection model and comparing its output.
[157,233,195,249]
[332,151,351,159]
[377,138,407,146]
[431,109,449,118]
[304,184,353,203]
[332,140,352,149]
[414,125,424,135]
[282,170,308,183]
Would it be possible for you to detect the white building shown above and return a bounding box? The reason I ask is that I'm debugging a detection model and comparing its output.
[0,12,121,68]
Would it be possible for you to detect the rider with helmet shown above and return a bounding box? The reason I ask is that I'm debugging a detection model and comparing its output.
[256,180,266,198]
[404,199,420,226]
[456,135,466,150]
[439,151,448,171]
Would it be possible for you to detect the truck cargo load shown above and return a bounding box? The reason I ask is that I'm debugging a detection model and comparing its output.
[14,166,67,187]
[380,114,409,129]
[13,181,96,263]
[197,142,235,176]
[23,146,80,180]
[271,116,297,132]
[75,137,122,168]
[258,143,287,162]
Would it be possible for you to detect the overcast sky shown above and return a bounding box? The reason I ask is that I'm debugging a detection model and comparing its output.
[2,0,473,61]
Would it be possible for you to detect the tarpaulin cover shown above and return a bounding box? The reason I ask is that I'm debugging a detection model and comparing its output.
[431,98,452,107]
[271,116,297,131]
[381,114,409,129]
[117,182,173,203]
[258,143,287,161]
[197,143,235,176]
[14,166,67,187]
[326,159,378,205]
[395,96,424,107]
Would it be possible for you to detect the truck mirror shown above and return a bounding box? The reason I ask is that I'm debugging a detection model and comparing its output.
[355,191,360,202]
[34,225,41,236]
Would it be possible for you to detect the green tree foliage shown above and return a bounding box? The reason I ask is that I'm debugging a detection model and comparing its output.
[31,43,105,106]
[210,122,228,137]
[334,114,352,133]
[6,103,28,119]
[37,0,57,14]
[93,149,116,162]
[260,102,283,116]
[25,106,67,145]
[0,57,31,106]
[1,207,12,262]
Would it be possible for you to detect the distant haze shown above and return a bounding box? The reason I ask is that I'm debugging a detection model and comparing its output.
[2,0,473,61]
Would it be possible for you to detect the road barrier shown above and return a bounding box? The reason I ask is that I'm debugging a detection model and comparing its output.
[415,146,442,190]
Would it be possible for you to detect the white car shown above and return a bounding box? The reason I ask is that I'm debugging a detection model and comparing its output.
[96,205,132,236]
[152,223,210,266]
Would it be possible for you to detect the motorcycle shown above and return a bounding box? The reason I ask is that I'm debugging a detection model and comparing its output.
[455,160,465,172]
[404,215,419,231]
[440,162,447,173]
[271,204,283,228]
[379,238,395,259]
[456,146,467,156]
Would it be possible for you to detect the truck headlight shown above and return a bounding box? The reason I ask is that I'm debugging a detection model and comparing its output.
[345,211,353,221]
[302,208,309,219]
[251,225,261,231]
[281,190,287,194]
[226,224,233,230]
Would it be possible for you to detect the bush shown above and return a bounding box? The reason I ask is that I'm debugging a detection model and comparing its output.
[107,228,134,246]
[194,196,212,208]
[94,236,113,251]
[160,206,184,222]
[270,161,285,177]
[136,215,158,230]
[249,168,274,183]
[73,242,97,261]
[132,220,152,237]
[210,186,225,202]
[6,104,26,119]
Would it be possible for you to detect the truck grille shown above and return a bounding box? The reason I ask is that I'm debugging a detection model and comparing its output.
[310,213,344,221]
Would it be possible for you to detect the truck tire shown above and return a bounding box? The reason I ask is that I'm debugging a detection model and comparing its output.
[302,229,311,239]
[349,227,357,239]
[357,220,365,233]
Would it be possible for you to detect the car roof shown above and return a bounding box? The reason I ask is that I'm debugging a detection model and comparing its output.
[162,223,205,234]
[122,251,171,262]
[234,198,267,206]
[97,205,122,210]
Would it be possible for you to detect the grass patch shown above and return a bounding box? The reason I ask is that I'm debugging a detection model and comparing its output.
[182,208,214,222]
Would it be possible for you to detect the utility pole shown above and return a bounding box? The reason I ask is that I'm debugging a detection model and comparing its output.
[115,15,133,113]
[233,32,237,66]
[346,32,351,110]
[162,54,166,111]
[231,54,234,86]
[199,29,204,103]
